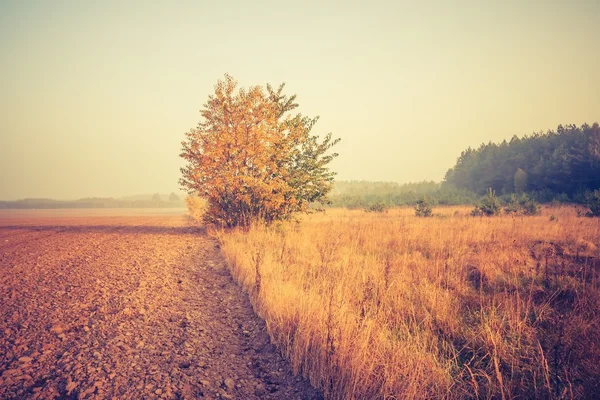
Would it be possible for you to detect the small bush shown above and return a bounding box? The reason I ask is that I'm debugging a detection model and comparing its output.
[365,202,388,213]
[520,195,540,216]
[472,188,501,216]
[503,194,539,216]
[504,194,520,215]
[551,192,569,207]
[549,214,557,221]
[585,190,600,217]
[414,197,433,217]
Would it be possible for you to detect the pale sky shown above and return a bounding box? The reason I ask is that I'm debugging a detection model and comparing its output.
[1,0,598,200]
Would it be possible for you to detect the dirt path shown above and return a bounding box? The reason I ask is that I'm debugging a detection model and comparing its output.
[0,212,322,399]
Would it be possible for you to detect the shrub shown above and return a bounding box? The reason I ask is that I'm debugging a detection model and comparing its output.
[585,189,600,217]
[414,197,432,217]
[520,195,540,216]
[365,202,388,213]
[472,188,501,216]
[554,192,570,205]
[504,194,540,216]
[504,194,520,215]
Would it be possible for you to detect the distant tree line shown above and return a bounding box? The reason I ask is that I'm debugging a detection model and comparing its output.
[0,193,184,209]
[327,181,477,208]
[328,123,600,209]
[444,123,600,202]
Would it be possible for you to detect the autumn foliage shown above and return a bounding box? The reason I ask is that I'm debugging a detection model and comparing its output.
[180,75,339,227]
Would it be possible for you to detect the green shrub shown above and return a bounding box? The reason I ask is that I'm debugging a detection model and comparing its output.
[585,189,600,217]
[553,192,570,205]
[472,188,501,216]
[365,202,388,213]
[520,195,540,216]
[504,194,519,215]
[414,197,433,217]
[503,193,539,216]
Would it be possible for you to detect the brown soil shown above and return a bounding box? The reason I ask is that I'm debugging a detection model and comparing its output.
[0,210,322,399]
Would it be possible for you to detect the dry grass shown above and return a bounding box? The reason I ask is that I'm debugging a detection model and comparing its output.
[185,195,207,224]
[218,207,600,399]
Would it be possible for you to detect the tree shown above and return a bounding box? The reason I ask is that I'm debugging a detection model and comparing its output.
[179,75,340,227]
[169,192,180,202]
[513,168,527,194]
[588,122,600,162]
[152,193,161,202]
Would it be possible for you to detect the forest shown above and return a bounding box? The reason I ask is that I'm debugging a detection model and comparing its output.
[329,123,600,209]
[444,123,600,201]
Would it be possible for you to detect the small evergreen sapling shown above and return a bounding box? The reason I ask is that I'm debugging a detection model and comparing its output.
[472,188,501,216]
[414,197,433,217]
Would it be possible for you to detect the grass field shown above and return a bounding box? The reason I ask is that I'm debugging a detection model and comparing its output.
[219,206,600,399]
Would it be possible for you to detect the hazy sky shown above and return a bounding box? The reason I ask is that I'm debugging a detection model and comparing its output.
[1,1,598,200]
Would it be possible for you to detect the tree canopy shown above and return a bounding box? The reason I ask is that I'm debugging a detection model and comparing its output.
[444,123,600,200]
[179,75,339,227]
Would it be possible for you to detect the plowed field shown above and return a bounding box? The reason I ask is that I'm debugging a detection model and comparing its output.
[0,210,321,400]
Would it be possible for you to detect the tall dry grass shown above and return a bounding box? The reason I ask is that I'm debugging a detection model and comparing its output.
[185,195,207,224]
[218,207,600,399]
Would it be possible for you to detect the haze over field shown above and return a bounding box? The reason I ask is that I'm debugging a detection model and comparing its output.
[1,0,598,200]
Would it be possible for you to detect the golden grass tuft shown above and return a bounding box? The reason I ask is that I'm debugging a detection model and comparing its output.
[185,195,208,224]
[218,206,600,399]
